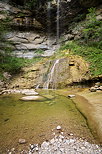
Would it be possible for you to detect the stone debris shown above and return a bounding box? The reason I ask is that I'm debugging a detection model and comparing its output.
[89,82,102,92]
[1,89,38,95]
[9,135,102,154]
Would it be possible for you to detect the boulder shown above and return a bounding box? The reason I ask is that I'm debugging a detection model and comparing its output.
[89,87,97,92]
[68,95,75,98]
[99,86,102,91]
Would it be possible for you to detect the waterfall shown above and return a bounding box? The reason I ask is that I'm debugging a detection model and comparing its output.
[35,84,40,89]
[43,59,59,89]
[56,0,60,43]
[47,1,51,48]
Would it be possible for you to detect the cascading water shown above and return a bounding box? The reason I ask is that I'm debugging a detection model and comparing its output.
[47,1,51,48]
[56,0,60,43]
[43,1,61,89]
[35,84,40,89]
[43,59,59,89]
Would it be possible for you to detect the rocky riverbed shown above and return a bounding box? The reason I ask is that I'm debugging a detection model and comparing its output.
[7,132,102,154]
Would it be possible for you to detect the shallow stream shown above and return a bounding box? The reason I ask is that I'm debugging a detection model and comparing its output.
[0,90,95,153]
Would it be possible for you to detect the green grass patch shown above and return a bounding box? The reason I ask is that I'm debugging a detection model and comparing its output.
[59,41,102,76]
[0,55,43,79]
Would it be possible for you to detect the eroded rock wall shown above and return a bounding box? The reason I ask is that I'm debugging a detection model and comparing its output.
[8,56,90,89]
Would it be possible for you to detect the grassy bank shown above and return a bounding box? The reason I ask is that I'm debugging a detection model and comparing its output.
[0,56,43,80]
[59,41,102,76]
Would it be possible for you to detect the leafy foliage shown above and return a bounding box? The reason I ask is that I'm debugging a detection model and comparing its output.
[59,41,102,76]
[82,8,102,49]
[0,56,43,75]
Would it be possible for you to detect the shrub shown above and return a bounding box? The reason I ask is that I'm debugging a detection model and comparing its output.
[82,8,102,49]
[59,41,102,76]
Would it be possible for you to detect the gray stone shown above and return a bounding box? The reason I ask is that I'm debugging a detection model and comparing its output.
[41,141,49,149]
[96,15,102,21]
[90,87,97,92]
[33,37,44,45]
[16,43,48,50]
[3,72,11,80]
[99,86,102,91]
[8,37,28,43]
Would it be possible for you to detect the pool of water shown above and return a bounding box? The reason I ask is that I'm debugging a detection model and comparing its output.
[0,90,95,153]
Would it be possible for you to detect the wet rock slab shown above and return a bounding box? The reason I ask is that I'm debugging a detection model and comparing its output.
[20,95,45,101]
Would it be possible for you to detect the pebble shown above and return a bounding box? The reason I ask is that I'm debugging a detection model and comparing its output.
[56,125,61,130]
[8,135,101,154]
[30,144,35,149]
[68,95,75,98]
[70,133,74,136]
[18,139,26,144]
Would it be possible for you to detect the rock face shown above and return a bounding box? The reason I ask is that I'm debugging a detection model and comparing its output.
[6,31,57,58]
[9,0,101,32]
[8,56,90,89]
[1,1,102,58]
[42,56,90,89]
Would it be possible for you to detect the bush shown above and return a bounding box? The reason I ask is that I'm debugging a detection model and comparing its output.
[59,41,102,76]
[82,8,102,49]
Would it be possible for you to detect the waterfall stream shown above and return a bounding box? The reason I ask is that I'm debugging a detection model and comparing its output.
[47,1,51,48]
[43,1,61,89]
[43,59,59,89]
[56,0,60,43]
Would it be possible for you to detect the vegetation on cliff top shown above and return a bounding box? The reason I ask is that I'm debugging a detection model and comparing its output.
[57,8,102,76]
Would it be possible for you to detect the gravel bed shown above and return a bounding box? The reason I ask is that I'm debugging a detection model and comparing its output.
[8,134,102,154]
